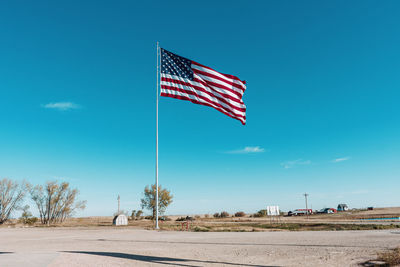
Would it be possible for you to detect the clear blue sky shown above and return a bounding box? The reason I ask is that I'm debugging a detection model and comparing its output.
[1,1,399,217]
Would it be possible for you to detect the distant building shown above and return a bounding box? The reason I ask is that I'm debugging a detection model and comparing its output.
[337,204,349,211]
[113,214,128,226]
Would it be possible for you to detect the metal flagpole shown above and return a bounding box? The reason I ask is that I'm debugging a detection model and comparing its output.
[155,41,160,229]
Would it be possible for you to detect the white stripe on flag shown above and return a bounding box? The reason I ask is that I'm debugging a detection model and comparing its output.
[160,81,246,116]
[160,88,246,122]
[161,73,246,109]
[191,63,246,91]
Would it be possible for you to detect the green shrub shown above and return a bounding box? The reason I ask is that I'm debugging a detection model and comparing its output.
[176,216,194,221]
[235,211,246,217]
[213,212,229,218]
[220,211,230,218]
[131,210,143,220]
[24,217,38,225]
[19,205,37,225]
[253,209,268,217]
[194,226,209,232]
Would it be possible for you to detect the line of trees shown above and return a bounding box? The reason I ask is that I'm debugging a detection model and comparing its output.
[2,178,272,225]
[0,178,86,225]
[1,177,175,225]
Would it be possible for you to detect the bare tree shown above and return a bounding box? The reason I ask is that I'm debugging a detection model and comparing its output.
[0,178,28,224]
[30,181,86,225]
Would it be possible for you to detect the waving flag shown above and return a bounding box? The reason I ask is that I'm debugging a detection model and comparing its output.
[160,48,247,125]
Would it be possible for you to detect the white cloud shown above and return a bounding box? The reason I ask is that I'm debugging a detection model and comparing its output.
[332,157,350,163]
[226,146,266,154]
[42,102,80,111]
[281,159,311,169]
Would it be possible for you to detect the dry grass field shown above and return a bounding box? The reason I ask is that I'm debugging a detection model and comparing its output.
[7,207,397,232]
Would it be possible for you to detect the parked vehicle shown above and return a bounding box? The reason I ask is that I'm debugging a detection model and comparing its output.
[337,204,349,211]
[317,208,337,214]
[288,209,313,216]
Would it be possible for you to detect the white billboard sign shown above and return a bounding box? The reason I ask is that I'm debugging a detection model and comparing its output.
[267,206,280,216]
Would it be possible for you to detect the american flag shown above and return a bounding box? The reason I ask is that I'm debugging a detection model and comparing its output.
[160,48,247,125]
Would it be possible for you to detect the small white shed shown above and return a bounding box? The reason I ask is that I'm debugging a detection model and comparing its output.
[113,214,128,226]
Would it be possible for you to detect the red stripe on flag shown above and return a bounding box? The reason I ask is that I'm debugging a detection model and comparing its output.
[192,75,243,99]
[193,68,245,92]
[160,85,246,117]
[160,92,246,125]
[192,61,246,89]
[161,77,246,111]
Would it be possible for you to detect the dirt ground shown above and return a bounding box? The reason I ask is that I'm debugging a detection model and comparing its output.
[0,227,399,266]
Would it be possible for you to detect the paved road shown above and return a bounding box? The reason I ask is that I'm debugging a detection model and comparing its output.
[0,227,399,266]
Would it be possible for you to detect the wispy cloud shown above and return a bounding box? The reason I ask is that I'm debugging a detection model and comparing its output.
[332,157,350,163]
[226,146,266,154]
[42,102,80,111]
[281,159,311,169]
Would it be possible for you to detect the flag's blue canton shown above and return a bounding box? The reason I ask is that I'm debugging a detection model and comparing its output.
[161,48,193,80]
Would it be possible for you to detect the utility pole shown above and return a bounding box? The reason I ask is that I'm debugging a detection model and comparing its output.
[117,195,120,214]
[303,193,309,219]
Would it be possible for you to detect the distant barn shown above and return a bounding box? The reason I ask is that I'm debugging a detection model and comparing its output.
[113,214,128,226]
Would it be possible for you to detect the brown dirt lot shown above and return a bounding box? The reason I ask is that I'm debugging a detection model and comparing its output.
[0,227,399,266]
